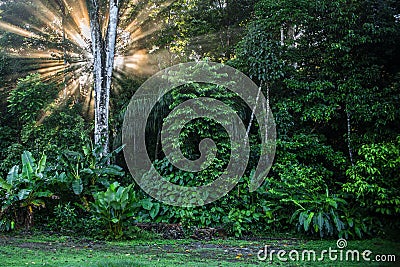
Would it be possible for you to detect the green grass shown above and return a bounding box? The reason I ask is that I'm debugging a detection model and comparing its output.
[0,234,398,266]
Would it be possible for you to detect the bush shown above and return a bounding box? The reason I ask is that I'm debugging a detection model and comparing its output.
[7,73,57,124]
[91,182,139,239]
[53,202,78,231]
[343,137,400,216]
[0,151,54,231]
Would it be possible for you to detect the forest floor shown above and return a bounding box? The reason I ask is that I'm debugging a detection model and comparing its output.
[0,233,399,266]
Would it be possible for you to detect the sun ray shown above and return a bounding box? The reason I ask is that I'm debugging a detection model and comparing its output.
[0,21,42,39]
[0,0,187,120]
[114,49,157,76]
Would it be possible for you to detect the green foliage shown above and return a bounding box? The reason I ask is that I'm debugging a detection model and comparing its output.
[154,62,247,187]
[0,151,54,231]
[0,109,89,177]
[28,103,90,159]
[339,203,379,239]
[91,182,139,239]
[0,143,24,175]
[134,173,287,237]
[0,0,399,240]
[136,198,161,221]
[7,74,58,124]
[57,143,125,198]
[234,20,285,84]
[229,0,400,239]
[0,75,89,178]
[52,202,78,231]
[288,189,374,239]
[343,137,400,216]
[0,50,7,84]
[288,189,346,238]
[148,0,253,62]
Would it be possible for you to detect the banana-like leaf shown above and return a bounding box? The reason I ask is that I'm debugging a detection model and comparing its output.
[327,199,338,209]
[111,201,120,210]
[0,177,12,191]
[72,179,83,195]
[57,172,68,183]
[21,151,34,180]
[324,217,333,235]
[18,189,32,200]
[116,187,124,199]
[304,212,315,231]
[6,166,19,186]
[22,151,35,166]
[35,190,53,198]
[36,154,47,174]
[316,212,324,231]
[0,165,19,191]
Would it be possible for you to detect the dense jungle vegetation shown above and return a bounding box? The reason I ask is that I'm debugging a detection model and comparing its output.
[0,0,399,242]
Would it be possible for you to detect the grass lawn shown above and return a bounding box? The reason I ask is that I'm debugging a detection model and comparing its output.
[0,233,398,266]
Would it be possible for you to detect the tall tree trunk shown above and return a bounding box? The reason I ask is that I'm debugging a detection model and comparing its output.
[346,107,355,166]
[86,0,120,157]
[245,81,263,146]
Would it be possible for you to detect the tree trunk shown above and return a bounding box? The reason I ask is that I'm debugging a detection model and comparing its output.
[245,81,263,146]
[87,0,120,157]
[346,107,355,166]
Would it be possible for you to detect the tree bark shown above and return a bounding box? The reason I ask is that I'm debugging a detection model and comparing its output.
[86,0,120,157]
[346,107,354,166]
[245,81,262,146]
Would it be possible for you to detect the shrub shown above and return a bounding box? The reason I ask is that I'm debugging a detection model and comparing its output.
[91,182,139,239]
[0,151,54,231]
